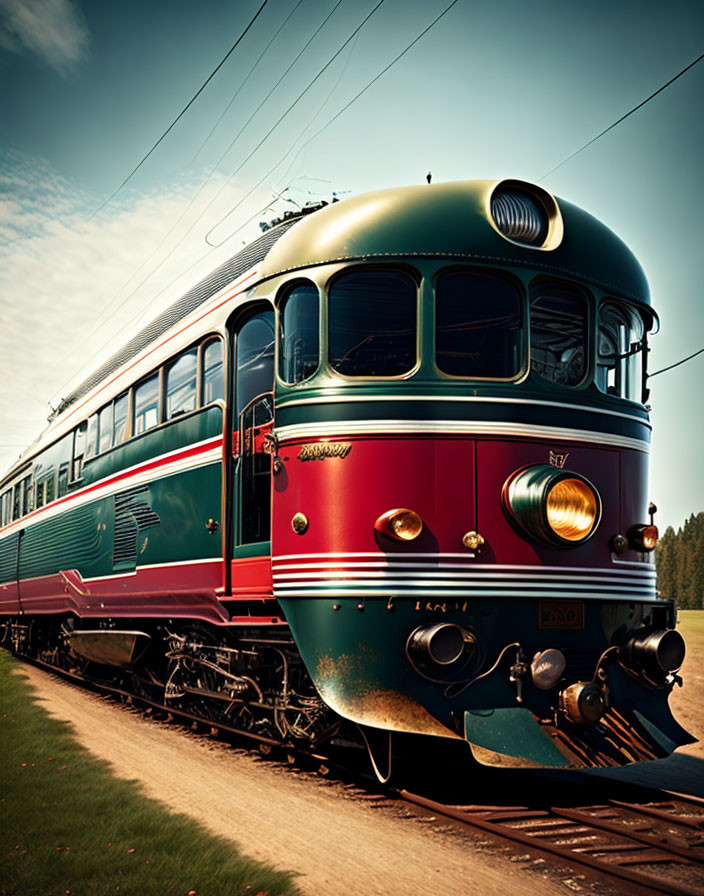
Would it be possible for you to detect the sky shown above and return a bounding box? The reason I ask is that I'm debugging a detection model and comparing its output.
[0,0,703,531]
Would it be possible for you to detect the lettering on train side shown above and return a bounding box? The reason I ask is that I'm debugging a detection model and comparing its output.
[298,443,352,461]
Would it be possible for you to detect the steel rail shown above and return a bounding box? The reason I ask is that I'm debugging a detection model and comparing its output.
[400,790,704,896]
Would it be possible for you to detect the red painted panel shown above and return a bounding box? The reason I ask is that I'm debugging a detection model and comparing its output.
[619,448,652,561]
[230,556,273,598]
[273,436,476,558]
[11,561,228,623]
[475,437,621,568]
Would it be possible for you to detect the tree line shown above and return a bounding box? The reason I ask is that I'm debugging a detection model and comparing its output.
[656,512,704,608]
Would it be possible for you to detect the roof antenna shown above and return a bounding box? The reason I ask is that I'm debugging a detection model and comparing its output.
[426,171,432,184]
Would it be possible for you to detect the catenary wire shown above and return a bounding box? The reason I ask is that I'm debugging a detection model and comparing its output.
[90,0,269,219]
[47,0,456,402]
[207,0,462,246]
[43,0,348,405]
[187,0,305,170]
[649,347,704,378]
[35,1,309,396]
[540,51,704,180]
[204,0,388,245]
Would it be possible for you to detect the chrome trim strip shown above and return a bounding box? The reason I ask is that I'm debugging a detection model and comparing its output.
[274,420,649,452]
[276,393,651,426]
[275,588,657,602]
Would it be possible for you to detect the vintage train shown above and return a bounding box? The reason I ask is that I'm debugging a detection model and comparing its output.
[0,178,694,774]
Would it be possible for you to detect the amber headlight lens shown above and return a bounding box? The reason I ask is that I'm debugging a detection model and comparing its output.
[375,508,423,541]
[503,464,601,546]
[546,478,599,542]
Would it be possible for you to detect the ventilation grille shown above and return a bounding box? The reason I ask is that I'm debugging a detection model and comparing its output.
[57,218,300,417]
[113,486,161,566]
[491,189,548,246]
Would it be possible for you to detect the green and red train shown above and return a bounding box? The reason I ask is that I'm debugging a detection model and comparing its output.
[0,178,693,773]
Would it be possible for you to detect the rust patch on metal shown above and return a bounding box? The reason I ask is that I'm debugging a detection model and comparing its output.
[315,651,458,738]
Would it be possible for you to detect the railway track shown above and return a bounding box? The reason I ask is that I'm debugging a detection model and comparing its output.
[16,652,704,895]
[400,790,704,896]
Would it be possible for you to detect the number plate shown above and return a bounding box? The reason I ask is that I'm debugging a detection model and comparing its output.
[539,600,585,629]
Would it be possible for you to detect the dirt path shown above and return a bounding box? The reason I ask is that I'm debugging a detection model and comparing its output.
[17,664,582,896]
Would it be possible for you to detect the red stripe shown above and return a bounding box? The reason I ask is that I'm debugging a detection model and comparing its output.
[0,437,222,534]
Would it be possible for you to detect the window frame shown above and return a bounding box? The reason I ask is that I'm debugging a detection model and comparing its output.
[528,278,591,390]
[277,279,321,386]
[326,265,421,381]
[432,265,527,382]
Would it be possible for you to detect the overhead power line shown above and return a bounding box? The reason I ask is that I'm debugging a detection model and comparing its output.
[204,0,388,245]
[90,0,269,218]
[649,347,704,378]
[208,0,462,246]
[541,51,704,180]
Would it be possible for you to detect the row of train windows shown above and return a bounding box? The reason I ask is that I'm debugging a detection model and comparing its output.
[77,337,225,473]
[278,271,647,400]
[0,338,225,526]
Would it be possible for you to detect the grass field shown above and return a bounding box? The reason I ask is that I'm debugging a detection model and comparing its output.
[0,651,300,896]
[671,610,704,757]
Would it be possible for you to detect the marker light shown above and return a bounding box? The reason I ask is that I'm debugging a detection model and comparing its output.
[503,464,601,546]
[375,508,423,541]
[627,524,659,552]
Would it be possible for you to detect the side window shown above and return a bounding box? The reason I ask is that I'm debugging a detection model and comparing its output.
[597,302,645,401]
[329,271,417,377]
[279,283,319,384]
[58,462,70,497]
[235,311,275,418]
[98,405,113,454]
[435,271,523,378]
[166,349,197,419]
[72,423,87,481]
[85,414,98,461]
[12,482,22,520]
[202,339,224,404]
[134,373,160,435]
[530,282,588,386]
[1,490,11,525]
[114,393,129,445]
[22,475,34,515]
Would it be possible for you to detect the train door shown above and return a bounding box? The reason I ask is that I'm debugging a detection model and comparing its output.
[229,306,275,599]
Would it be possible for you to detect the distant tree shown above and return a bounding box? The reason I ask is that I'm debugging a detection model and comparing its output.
[656,512,704,608]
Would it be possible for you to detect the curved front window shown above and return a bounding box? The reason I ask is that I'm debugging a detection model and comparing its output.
[328,271,417,377]
[279,282,319,384]
[597,302,645,402]
[530,281,588,386]
[435,271,522,378]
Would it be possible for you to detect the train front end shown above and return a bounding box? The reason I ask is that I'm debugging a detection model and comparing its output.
[262,179,694,768]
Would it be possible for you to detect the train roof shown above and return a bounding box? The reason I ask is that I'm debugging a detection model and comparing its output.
[261,178,651,310]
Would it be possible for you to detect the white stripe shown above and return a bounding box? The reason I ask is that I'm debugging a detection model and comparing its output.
[275,420,649,452]
[274,588,657,602]
[81,557,222,583]
[271,555,656,577]
[275,393,652,426]
[1,442,222,537]
[273,578,653,593]
[272,570,653,586]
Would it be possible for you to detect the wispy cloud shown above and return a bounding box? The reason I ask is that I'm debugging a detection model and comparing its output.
[0,0,89,76]
[0,151,277,477]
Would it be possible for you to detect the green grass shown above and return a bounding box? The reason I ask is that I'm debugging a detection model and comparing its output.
[0,651,300,896]
[678,609,704,647]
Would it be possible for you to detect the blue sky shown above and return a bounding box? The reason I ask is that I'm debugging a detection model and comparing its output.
[1,0,703,531]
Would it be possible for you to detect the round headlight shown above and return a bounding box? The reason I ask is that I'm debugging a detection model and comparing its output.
[503,464,601,546]
[546,478,599,542]
[375,508,423,541]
